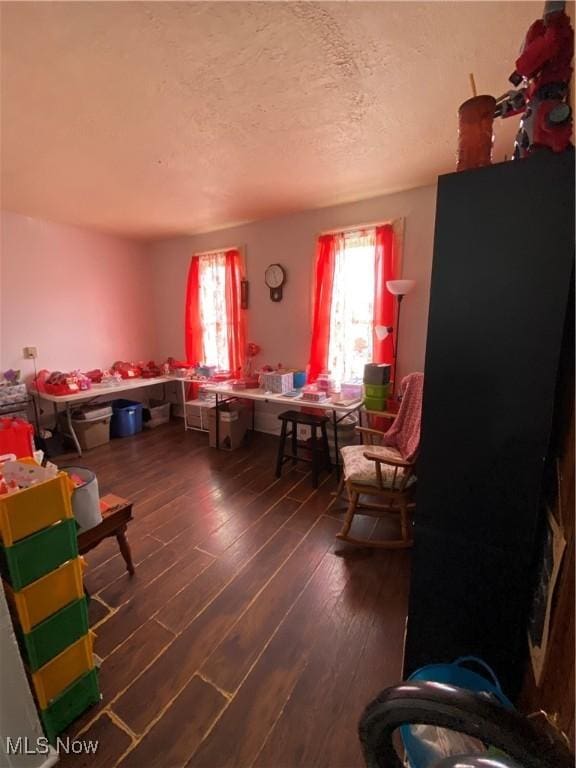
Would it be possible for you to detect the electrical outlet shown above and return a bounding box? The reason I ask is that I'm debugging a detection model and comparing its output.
[23,346,38,359]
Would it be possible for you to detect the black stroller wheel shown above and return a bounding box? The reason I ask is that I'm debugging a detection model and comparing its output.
[358,682,573,768]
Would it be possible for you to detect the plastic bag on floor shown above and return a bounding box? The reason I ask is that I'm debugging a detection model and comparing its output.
[405,724,486,766]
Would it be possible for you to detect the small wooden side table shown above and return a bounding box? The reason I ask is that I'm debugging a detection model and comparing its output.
[77,494,135,575]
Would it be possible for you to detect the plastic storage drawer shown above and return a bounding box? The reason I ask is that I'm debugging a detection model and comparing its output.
[363,383,391,399]
[19,598,89,671]
[110,399,144,438]
[40,668,100,744]
[31,631,95,708]
[4,557,84,632]
[0,472,73,546]
[363,364,391,385]
[0,518,78,590]
[363,396,389,412]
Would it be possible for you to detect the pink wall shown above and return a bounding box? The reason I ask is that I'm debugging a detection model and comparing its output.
[0,211,155,375]
[148,183,437,384]
[0,182,437,418]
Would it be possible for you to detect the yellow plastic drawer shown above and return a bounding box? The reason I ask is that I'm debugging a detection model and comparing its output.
[32,632,95,709]
[4,558,84,632]
[0,472,73,546]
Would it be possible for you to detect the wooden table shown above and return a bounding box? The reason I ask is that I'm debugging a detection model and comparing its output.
[78,494,135,575]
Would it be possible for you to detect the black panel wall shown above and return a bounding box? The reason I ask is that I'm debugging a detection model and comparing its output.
[403,149,575,699]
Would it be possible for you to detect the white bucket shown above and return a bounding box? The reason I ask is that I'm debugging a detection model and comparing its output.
[63,466,102,532]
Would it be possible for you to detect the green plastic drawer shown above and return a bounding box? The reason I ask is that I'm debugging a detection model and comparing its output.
[363,383,391,399]
[363,396,388,412]
[18,598,89,671]
[0,518,78,590]
[40,668,100,745]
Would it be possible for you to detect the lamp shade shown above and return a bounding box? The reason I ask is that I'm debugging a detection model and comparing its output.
[375,325,392,341]
[386,279,416,296]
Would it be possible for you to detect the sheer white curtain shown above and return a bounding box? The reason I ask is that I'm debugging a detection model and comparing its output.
[327,229,376,383]
[198,252,229,368]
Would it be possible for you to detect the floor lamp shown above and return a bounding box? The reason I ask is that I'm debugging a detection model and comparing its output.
[376,279,416,399]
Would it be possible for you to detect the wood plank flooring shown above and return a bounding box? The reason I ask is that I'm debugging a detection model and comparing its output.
[58,421,411,767]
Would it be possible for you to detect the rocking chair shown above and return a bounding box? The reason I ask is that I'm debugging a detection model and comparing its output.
[335,372,424,548]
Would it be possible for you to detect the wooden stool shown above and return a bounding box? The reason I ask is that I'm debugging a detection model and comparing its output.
[275,410,332,488]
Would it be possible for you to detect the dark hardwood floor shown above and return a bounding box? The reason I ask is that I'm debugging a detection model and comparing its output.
[57,421,411,768]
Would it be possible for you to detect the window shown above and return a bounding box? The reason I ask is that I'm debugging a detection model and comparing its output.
[328,230,376,382]
[308,225,395,383]
[197,252,229,368]
[185,248,246,374]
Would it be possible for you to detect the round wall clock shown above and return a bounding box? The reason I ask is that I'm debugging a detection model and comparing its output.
[265,263,286,302]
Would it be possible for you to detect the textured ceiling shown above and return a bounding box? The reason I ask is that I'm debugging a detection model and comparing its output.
[1,1,541,239]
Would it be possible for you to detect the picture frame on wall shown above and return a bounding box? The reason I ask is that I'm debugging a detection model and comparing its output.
[241,279,249,309]
[527,504,566,685]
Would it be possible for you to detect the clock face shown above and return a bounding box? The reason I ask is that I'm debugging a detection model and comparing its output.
[265,264,285,289]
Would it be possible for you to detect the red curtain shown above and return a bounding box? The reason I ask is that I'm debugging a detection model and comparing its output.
[185,250,246,374]
[185,256,203,365]
[224,249,246,375]
[307,234,337,382]
[373,224,396,367]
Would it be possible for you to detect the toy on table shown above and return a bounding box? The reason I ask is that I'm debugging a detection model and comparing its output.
[75,372,91,391]
[100,369,123,387]
[196,364,217,378]
[2,369,21,385]
[51,371,77,394]
[0,456,59,496]
[111,361,142,380]
[210,371,232,382]
[242,376,260,389]
[301,385,328,403]
[32,370,49,393]
[494,0,573,159]
[139,360,162,378]
[84,369,103,384]
[316,373,335,394]
[245,342,261,378]
[34,370,92,396]
[163,358,195,377]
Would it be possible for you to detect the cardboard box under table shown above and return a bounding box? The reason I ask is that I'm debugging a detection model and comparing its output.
[208,402,250,450]
[68,405,112,451]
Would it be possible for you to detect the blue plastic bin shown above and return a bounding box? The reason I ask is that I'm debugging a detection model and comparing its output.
[110,399,144,438]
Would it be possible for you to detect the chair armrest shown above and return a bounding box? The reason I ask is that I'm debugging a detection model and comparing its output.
[363,451,413,468]
[356,426,386,439]
[362,409,398,420]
